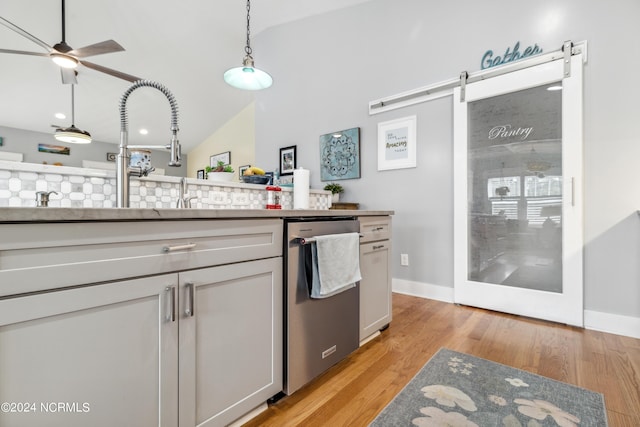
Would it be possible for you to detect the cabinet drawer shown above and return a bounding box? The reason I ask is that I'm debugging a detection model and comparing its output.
[359,216,392,243]
[0,219,282,297]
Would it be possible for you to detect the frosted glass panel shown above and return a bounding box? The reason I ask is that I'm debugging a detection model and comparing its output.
[467,83,562,292]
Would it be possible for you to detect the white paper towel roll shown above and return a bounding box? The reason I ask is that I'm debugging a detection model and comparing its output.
[293,168,310,209]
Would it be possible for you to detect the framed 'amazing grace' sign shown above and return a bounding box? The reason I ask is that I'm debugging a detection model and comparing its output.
[377,115,417,171]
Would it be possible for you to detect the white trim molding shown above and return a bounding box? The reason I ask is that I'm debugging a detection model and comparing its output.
[392,279,454,303]
[584,310,640,340]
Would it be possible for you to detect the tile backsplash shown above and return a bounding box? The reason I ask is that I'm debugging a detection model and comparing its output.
[0,161,331,210]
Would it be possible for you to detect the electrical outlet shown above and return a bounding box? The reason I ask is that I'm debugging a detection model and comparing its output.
[401,253,409,266]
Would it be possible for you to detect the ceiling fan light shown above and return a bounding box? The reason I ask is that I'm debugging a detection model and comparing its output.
[54,85,91,144]
[51,53,78,69]
[224,65,273,90]
[54,127,92,144]
[55,127,92,144]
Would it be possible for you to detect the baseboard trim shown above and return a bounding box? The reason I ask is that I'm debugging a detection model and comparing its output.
[392,279,640,339]
[392,278,454,303]
[584,309,640,339]
[359,330,381,347]
[228,403,268,427]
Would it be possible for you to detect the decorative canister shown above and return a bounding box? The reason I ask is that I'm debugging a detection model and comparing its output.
[129,149,151,169]
[266,185,282,209]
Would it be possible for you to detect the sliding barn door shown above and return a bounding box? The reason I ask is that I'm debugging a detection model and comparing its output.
[453,55,584,326]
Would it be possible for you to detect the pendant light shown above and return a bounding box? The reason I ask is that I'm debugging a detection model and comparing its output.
[54,84,92,144]
[223,0,273,90]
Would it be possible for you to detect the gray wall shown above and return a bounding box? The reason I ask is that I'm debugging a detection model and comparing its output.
[255,0,640,319]
[0,125,187,177]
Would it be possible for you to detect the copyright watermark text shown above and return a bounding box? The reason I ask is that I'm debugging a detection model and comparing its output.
[1,402,90,413]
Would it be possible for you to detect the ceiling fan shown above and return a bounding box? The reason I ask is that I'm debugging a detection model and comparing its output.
[0,0,141,84]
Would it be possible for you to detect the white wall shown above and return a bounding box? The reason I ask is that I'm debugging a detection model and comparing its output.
[187,103,255,179]
[253,0,640,325]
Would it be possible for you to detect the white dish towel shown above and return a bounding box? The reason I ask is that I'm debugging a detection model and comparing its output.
[310,232,362,299]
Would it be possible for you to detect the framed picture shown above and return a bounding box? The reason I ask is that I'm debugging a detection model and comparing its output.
[319,127,361,181]
[265,171,274,185]
[377,115,417,171]
[38,143,70,155]
[197,169,205,179]
[239,164,250,179]
[279,145,297,175]
[210,151,231,167]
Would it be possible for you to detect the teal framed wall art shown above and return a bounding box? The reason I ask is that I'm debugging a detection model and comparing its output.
[319,127,361,181]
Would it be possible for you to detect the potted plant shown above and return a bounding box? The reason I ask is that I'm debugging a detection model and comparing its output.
[324,182,344,203]
[206,161,234,182]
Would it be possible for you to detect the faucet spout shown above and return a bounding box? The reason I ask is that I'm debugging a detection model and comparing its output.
[176,177,196,208]
[116,80,182,207]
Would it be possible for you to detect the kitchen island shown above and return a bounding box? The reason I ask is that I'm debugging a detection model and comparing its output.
[0,207,392,427]
[0,206,390,222]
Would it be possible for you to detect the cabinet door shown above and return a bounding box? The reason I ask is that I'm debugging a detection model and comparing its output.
[178,257,283,427]
[0,275,179,427]
[360,240,392,341]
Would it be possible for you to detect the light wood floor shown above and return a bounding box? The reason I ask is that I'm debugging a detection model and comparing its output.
[243,293,640,427]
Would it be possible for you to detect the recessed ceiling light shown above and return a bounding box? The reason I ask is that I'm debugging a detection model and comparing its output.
[547,85,562,91]
[139,128,149,135]
[55,113,66,120]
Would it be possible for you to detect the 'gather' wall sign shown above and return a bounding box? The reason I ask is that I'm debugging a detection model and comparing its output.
[481,41,543,70]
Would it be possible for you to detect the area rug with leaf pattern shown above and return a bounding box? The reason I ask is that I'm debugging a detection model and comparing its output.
[370,348,607,427]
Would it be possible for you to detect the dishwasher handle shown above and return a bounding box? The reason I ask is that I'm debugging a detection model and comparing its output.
[293,233,364,245]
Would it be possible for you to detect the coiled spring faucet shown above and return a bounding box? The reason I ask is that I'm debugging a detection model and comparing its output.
[116,80,182,208]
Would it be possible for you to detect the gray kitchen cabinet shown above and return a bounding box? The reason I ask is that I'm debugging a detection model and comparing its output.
[0,219,282,298]
[0,274,180,427]
[359,216,392,342]
[0,219,283,427]
[178,257,282,427]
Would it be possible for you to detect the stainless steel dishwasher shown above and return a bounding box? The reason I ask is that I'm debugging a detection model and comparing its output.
[283,217,360,395]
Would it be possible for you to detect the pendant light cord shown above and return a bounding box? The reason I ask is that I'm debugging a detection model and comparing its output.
[70,84,75,126]
[244,0,252,57]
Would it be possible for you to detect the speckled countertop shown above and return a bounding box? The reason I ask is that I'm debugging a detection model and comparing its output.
[0,207,393,223]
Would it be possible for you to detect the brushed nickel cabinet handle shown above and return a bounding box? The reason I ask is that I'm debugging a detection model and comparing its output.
[165,286,176,322]
[163,243,197,253]
[373,244,385,250]
[185,282,195,317]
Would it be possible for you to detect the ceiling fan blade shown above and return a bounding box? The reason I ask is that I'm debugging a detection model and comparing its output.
[0,48,49,57]
[80,60,142,83]
[0,16,54,53]
[60,68,77,84]
[69,40,125,58]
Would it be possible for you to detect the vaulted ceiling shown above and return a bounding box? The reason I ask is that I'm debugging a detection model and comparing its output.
[0,0,373,152]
